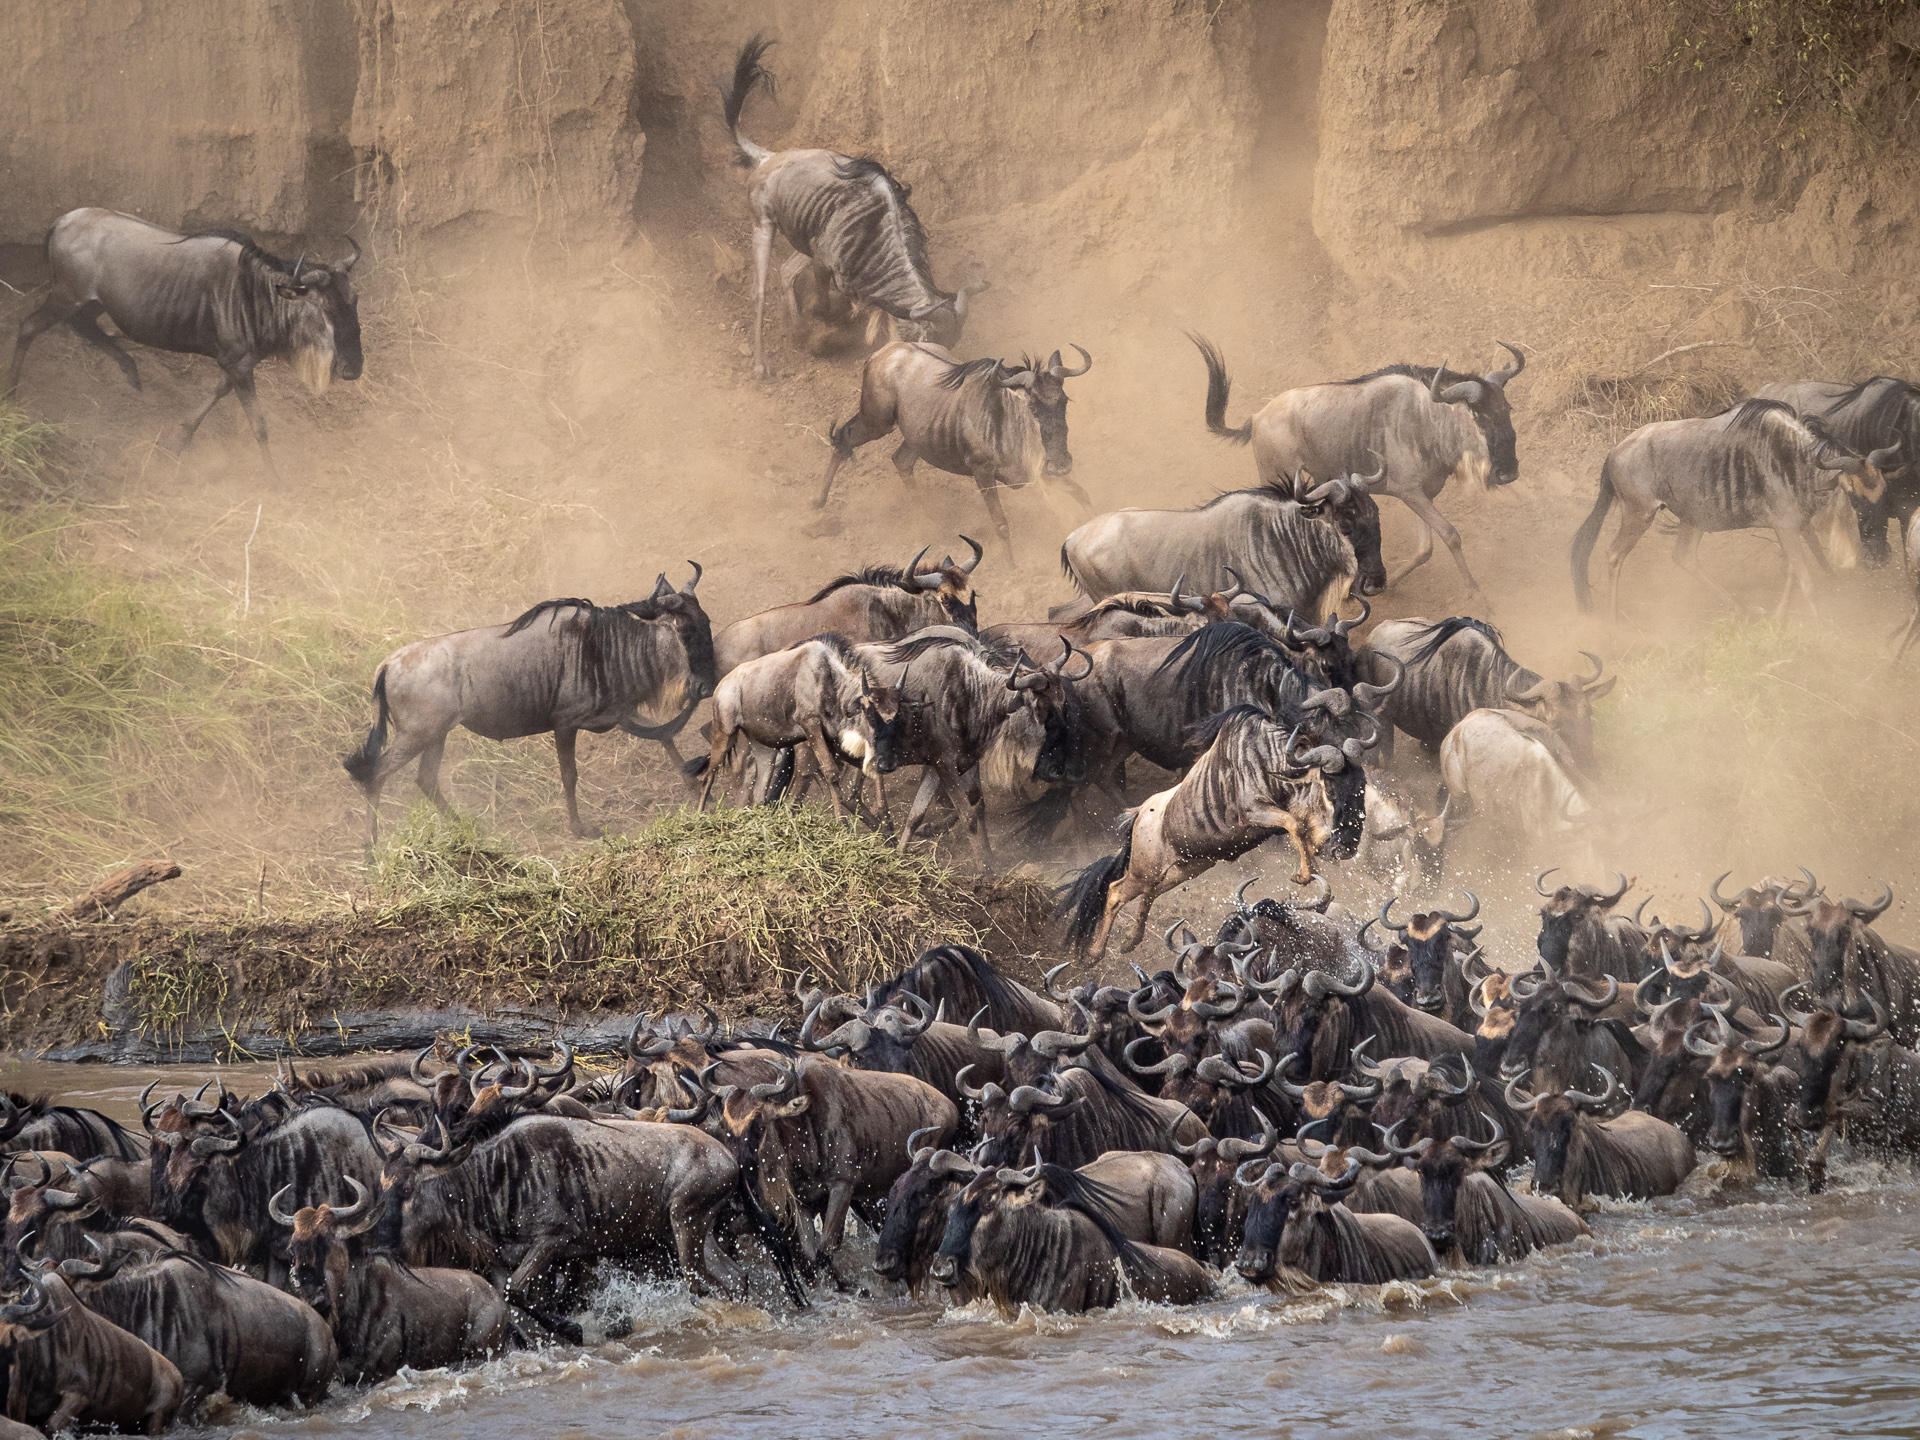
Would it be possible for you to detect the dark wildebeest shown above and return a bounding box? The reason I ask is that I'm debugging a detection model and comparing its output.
[1571,399,1897,619]
[1189,334,1527,594]
[1710,870,1816,974]
[1682,1008,1800,1179]
[1062,466,1387,618]
[816,343,1094,556]
[0,1093,142,1162]
[0,1264,184,1436]
[690,633,905,813]
[1505,1068,1696,1209]
[343,569,714,839]
[1060,707,1359,958]
[869,944,1064,1035]
[1255,959,1482,1088]
[1534,871,1647,982]
[722,37,979,379]
[987,575,1244,658]
[1780,882,1920,1045]
[1757,376,1919,564]
[1233,1157,1437,1288]
[270,1178,509,1382]
[1364,616,1613,763]
[1781,986,1890,1191]
[797,991,1009,1110]
[1367,892,1482,1023]
[963,1064,1208,1170]
[1441,709,1597,853]
[713,542,982,676]
[929,1161,1213,1314]
[5,209,363,480]
[1499,972,1633,1095]
[1378,1114,1589,1264]
[55,1233,336,1410]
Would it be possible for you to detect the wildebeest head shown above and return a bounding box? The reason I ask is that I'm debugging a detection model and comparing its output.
[960,1067,1085,1169]
[1271,708,1378,864]
[245,237,363,391]
[270,1176,379,1320]
[1781,983,1887,1129]
[1780,882,1892,1003]
[849,668,908,776]
[1368,892,1481,1014]
[1425,342,1525,486]
[1503,651,1613,763]
[1277,596,1373,692]
[898,538,984,630]
[1177,1108,1278,1267]
[1290,463,1387,597]
[875,1128,977,1286]
[1004,636,1094,786]
[141,1085,246,1238]
[1469,971,1519,1077]
[1711,869,1815,959]
[1533,869,1632,971]
[927,1164,1020,1288]
[1499,971,1618,1084]
[1505,1066,1619,1199]
[1270,962,1376,1082]
[994,347,1090,478]
[1683,1007,1793,1156]
[1380,1110,1508,1253]
[645,563,717,704]
[1275,1048,1379,1145]
[1234,1156,1359,1283]
[3,1156,90,1288]
[1801,417,1903,506]
[1361,1046,1476,1146]
[799,989,942,1073]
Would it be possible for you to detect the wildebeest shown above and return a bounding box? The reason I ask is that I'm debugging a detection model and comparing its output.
[1780,882,1920,1044]
[816,343,1094,556]
[343,569,714,839]
[1378,1114,1588,1264]
[1570,398,1897,618]
[869,944,1064,1036]
[55,1232,336,1410]
[5,208,363,480]
[713,543,982,676]
[1062,465,1386,618]
[270,1178,509,1382]
[797,990,1008,1108]
[1757,376,1919,563]
[1710,870,1817,972]
[1188,334,1527,594]
[1367,892,1482,1022]
[1233,1157,1437,1287]
[722,38,978,378]
[0,1264,184,1435]
[1356,773,1450,895]
[1505,1069,1696,1208]
[1440,709,1596,853]
[929,1161,1213,1314]
[0,1093,142,1162]
[1533,870,1646,981]
[1364,616,1613,762]
[963,1064,1207,1170]
[1683,1008,1800,1178]
[1498,971,1630,1094]
[691,633,905,813]
[1060,706,1360,957]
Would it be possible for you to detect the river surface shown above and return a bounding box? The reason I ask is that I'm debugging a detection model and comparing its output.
[7,1057,1919,1440]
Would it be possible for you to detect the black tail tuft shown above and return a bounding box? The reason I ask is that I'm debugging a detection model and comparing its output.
[1188,332,1253,445]
[763,745,798,804]
[1056,813,1136,953]
[1013,788,1075,847]
[1569,461,1617,611]
[829,413,859,455]
[341,669,390,789]
[720,35,777,167]
[682,755,711,778]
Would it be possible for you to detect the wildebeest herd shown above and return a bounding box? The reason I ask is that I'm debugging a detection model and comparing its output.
[7,28,1920,1435]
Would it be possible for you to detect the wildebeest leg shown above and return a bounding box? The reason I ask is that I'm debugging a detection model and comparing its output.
[1774,525,1820,621]
[413,734,451,811]
[1670,525,1737,608]
[504,1239,585,1340]
[226,363,283,482]
[890,441,920,488]
[66,302,143,391]
[1393,490,1474,593]
[1244,804,1314,884]
[1602,504,1658,623]
[4,294,79,398]
[819,1180,856,1254]
[816,405,897,510]
[803,723,850,819]
[942,759,991,859]
[1046,472,1096,516]
[555,727,592,837]
[750,216,776,380]
[897,767,943,851]
[1100,861,1190,956]
[697,727,730,810]
[669,1190,724,1296]
[177,369,235,450]
[971,467,1015,558]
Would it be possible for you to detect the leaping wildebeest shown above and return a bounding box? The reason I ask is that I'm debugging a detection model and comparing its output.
[343,568,715,839]
[1061,464,1386,618]
[816,343,1094,557]
[5,208,363,480]
[721,37,981,379]
[1188,333,1527,594]
[1571,399,1898,619]
[1757,376,1918,564]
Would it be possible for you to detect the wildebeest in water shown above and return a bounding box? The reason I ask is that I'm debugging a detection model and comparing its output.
[343,568,715,839]
[5,208,363,480]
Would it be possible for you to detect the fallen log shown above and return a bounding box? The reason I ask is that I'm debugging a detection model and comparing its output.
[55,860,182,923]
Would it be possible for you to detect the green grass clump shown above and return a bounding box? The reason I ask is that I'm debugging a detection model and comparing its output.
[0,403,57,485]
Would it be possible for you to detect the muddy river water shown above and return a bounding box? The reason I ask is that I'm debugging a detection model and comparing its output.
[6,1057,1919,1440]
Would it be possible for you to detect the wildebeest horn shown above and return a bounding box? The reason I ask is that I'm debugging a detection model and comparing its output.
[1433,890,1480,925]
[1274,1051,1310,1099]
[955,1064,989,1102]
[1234,876,1261,911]
[1484,340,1526,388]
[336,235,361,272]
[1451,1111,1505,1154]
[1303,961,1374,1000]
[1380,1118,1434,1158]
[650,572,673,600]
[903,545,943,590]
[1577,651,1608,694]
[1779,982,1818,1030]
[1356,917,1387,954]
[1163,917,1200,954]
[189,1111,246,1157]
[1191,980,1248,1021]
[1869,436,1904,472]
[57,1234,125,1281]
[681,560,703,595]
[1842,882,1894,924]
[1029,1029,1094,1059]
[138,1082,165,1134]
[1460,946,1493,984]
[7,1153,52,1192]
[907,1125,943,1163]
[1429,358,1450,400]
[1283,874,1332,912]
[1347,450,1387,491]
[1128,986,1177,1026]
[1124,1035,1192,1076]
[1216,567,1250,604]
[1565,1066,1620,1112]
[748,1056,801,1102]
[1043,961,1075,1002]
[1503,1070,1539,1109]
[329,1176,372,1223]
[1744,1012,1794,1056]
[1049,636,1092,682]
[411,1045,441,1085]
[1844,993,1888,1042]
[1348,1035,1388,1082]
[1535,868,1560,897]
[1291,1157,1362,1193]
[1217,1107,1280,1162]
[1671,899,1716,944]
[1236,1158,1284,1189]
[1330,596,1370,639]
[0,1270,52,1324]
[1682,1017,1723,1059]
[1008,1082,1072,1114]
[1050,345,1092,378]
[1587,872,1631,906]
[1423,1055,1476,1099]
[1634,970,1667,1014]
[1563,974,1619,1011]
[955,535,985,577]
[1198,1050,1274,1090]
[1379,898,1411,935]
[1340,712,1382,763]
[1709,871,1742,913]
[1349,654,1403,712]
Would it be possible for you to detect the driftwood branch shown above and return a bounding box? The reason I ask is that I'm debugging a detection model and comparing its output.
[56,860,183,923]
[1630,340,1751,375]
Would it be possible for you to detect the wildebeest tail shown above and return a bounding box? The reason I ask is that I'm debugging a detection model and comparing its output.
[1188,332,1252,445]
[341,668,390,789]
[1056,812,1135,953]
[1569,460,1616,610]
[681,754,711,778]
[762,745,798,803]
[719,35,776,167]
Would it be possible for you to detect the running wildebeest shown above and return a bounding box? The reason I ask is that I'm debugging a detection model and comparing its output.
[6,208,362,480]
[1188,333,1527,594]
[1758,376,1918,563]
[1364,616,1613,763]
[1570,399,1898,619]
[721,37,980,378]
[1062,465,1386,618]
[816,343,1094,557]
[343,568,714,839]
[1440,709,1595,853]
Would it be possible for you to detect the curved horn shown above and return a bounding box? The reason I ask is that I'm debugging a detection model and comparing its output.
[1578,650,1609,694]
[955,1063,989,1102]
[1744,1012,1794,1057]
[1432,890,1480,925]
[1422,1055,1476,1100]
[907,1125,942,1164]
[1682,1017,1723,1059]
[952,534,985,578]
[1591,872,1632,907]
[1129,989,1177,1026]
[1429,358,1450,401]
[1197,1050,1275,1090]
[903,545,943,591]
[1330,596,1371,640]
[1449,1111,1505,1155]
[1379,897,1411,935]
[1709,871,1741,913]
[1503,1069,1539,1110]
[1043,961,1075,1002]
[1217,1107,1281,1162]
[1780,982,1818,1031]
[1564,1066,1621,1112]
[1842,882,1894,924]
[1051,344,1092,378]
[1007,1082,1072,1114]
[1484,340,1526,388]
[1303,961,1375,1000]
[1535,868,1560,897]
[1380,1118,1433,1158]
[1843,993,1888,1042]
[1123,1035,1192,1077]
[1562,974,1620,1011]
[329,1176,372,1223]
[268,1184,300,1227]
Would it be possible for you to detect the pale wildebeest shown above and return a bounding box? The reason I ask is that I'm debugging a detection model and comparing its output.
[688,633,905,814]
[1439,709,1595,856]
[1189,333,1527,594]
[1356,772,1449,895]
[816,343,1094,557]
[722,37,979,378]
[1571,399,1898,619]
[1365,616,1614,763]
[1896,510,1920,659]
[6,209,362,481]
[1758,376,1918,563]
[1062,465,1386,617]
[1060,706,1364,958]
[343,569,715,839]
[713,541,981,676]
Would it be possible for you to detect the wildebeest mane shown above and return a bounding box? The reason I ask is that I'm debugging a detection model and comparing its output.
[1825,375,1917,451]
[803,631,862,666]
[1182,702,1268,756]
[0,1092,143,1158]
[501,595,687,713]
[175,227,301,278]
[1337,363,1484,391]
[1160,621,1291,686]
[804,566,917,602]
[871,944,1056,1032]
[880,629,1020,668]
[1022,1162,1163,1278]
[1403,615,1505,667]
[935,356,1006,393]
[1721,397,1800,435]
